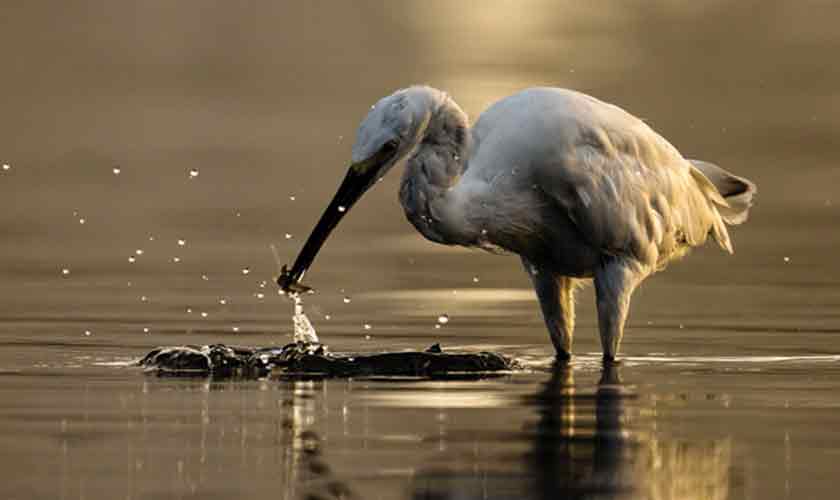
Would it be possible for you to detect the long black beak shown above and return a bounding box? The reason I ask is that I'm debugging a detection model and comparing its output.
[277,163,380,293]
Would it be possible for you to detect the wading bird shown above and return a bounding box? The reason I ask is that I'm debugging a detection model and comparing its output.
[279,86,756,362]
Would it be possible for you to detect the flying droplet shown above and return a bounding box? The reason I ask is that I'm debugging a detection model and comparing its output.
[84,330,91,336]
[435,324,441,329]
[186,307,193,313]
[200,312,208,318]
[219,298,227,305]
[201,274,209,281]
[128,256,136,263]
[284,233,293,239]
[1,163,10,171]
[472,276,480,283]
[289,195,296,201]
[140,295,148,302]
[61,268,70,276]
[256,292,265,299]
[172,256,181,263]
[143,327,150,333]
[363,323,372,330]
[241,267,250,275]
[177,239,186,246]
[112,167,121,175]
[78,218,86,225]
[364,334,371,340]
[324,314,331,320]
[337,205,346,213]
[232,326,240,332]
[783,256,790,263]
[437,314,450,325]
[343,296,351,304]
[135,249,144,256]
[188,168,199,179]
[148,235,155,241]
[259,280,267,288]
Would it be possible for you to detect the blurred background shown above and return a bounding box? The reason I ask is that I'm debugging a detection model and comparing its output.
[1,2,839,499]
[0,0,838,347]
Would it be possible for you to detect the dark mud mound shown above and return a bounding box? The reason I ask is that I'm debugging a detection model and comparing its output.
[139,342,517,379]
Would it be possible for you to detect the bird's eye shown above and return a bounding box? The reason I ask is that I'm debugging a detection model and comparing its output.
[381,140,399,154]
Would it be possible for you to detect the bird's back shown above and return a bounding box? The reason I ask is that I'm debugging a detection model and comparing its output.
[465,88,750,271]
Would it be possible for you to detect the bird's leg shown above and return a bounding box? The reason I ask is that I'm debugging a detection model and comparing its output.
[593,257,646,363]
[522,258,576,361]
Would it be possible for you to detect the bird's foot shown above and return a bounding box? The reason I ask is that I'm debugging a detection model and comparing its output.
[554,349,572,364]
[601,354,622,367]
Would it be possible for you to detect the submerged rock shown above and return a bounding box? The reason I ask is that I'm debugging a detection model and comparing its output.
[140,342,516,379]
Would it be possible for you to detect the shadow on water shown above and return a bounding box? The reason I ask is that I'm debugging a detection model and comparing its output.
[410,363,735,500]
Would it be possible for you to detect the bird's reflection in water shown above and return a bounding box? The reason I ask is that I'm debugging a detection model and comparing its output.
[413,363,733,500]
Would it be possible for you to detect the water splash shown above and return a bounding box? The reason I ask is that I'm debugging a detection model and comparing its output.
[271,242,318,344]
[290,293,319,343]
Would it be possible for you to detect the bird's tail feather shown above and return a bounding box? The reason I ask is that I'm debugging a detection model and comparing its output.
[689,160,757,225]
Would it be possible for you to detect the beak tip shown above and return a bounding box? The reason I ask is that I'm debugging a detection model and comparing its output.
[277,265,314,295]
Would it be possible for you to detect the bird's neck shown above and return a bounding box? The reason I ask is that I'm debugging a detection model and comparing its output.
[399,94,477,245]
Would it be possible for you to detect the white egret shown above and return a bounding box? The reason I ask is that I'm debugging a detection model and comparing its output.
[279,86,756,362]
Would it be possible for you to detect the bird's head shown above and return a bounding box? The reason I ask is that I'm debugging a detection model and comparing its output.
[278,87,439,292]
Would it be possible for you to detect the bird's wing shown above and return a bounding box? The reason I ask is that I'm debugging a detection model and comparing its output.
[532,110,724,265]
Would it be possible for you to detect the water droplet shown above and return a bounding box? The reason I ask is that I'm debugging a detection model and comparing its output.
[324,314,331,320]
[343,296,351,304]
[201,274,209,281]
[437,314,450,325]
[783,256,790,263]
[364,334,371,340]
[284,233,293,239]
[148,235,155,241]
[219,298,227,305]
[241,267,250,275]
[363,323,372,330]
[177,239,186,246]
[337,205,346,213]
[140,295,148,302]
[172,256,181,263]
[61,268,70,276]
[200,311,208,318]
[232,326,240,332]
[84,330,91,336]
[472,276,480,283]
[135,249,144,256]
[143,327,150,333]
[128,256,136,263]
[1,163,10,171]
[78,218,86,225]
[188,168,199,179]
[259,280,267,288]
[112,167,121,175]
[679,324,685,329]
[127,281,132,287]
[256,292,265,299]
[435,324,441,329]
[289,195,296,201]
[480,229,488,236]
[186,307,193,313]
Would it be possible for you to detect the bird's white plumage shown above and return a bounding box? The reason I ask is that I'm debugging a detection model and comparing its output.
[350,85,756,360]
